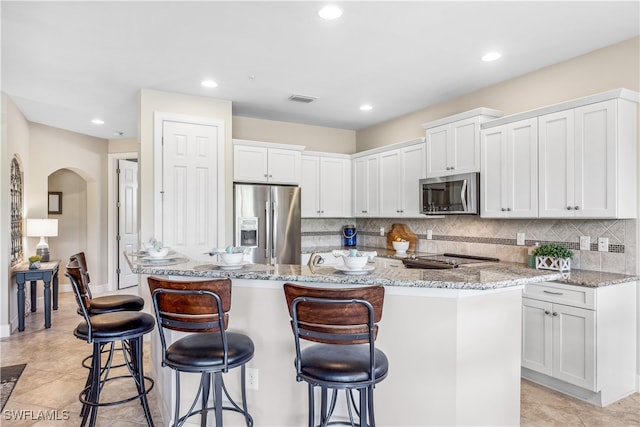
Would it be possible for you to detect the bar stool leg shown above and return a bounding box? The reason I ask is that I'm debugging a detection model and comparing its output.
[239,366,252,427]
[130,336,154,427]
[213,372,223,426]
[201,373,211,427]
[307,384,315,427]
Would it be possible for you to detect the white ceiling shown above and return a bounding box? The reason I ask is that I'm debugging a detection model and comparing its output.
[2,1,639,140]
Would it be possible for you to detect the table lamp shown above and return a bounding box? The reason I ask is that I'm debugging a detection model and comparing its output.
[26,219,58,262]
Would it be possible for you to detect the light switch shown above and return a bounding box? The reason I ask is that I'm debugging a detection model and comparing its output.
[516,233,525,246]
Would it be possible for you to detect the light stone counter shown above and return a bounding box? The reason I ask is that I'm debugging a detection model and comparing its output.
[126,254,565,291]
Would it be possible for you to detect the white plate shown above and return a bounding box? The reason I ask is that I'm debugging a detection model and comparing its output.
[213,261,249,270]
[334,265,375,275]
[141,256,178,262]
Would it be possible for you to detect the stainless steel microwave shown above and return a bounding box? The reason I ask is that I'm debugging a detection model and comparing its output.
[419,172,479,215]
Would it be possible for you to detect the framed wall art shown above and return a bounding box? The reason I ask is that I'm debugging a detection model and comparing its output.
[48,192,62,214]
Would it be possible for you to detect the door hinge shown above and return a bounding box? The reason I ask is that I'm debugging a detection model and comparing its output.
[116,201,121,208]
[116,268,121,275]
[116,168,121,175]
[116,235,121,241]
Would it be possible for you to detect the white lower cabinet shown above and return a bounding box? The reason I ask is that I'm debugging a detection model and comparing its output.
[522,281,637,406]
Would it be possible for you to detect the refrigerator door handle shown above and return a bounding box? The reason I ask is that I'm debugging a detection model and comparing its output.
[271,200,277,264]
[265,200,271,260]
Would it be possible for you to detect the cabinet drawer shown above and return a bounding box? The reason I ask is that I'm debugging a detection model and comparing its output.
[524,282,595,309]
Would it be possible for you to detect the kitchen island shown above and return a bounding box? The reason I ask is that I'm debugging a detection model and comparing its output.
[128,253,565,426]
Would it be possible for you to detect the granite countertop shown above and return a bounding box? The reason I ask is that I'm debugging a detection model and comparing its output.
[302,245,639,288]
[125,252,575,291]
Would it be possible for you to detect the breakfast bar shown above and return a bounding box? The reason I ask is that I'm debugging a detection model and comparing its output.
[128,253,564,426]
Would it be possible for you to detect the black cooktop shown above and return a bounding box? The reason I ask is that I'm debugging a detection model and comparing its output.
[402,253,500,269]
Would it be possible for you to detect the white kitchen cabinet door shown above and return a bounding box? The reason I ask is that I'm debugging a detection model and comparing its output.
[233,144,269,183]
[552,303,596,391]
[481,118,538,218]
[319,156,351,217]
[268,148,301,184]
[572,101,616,218]
[522,298,553,376]
[301,154,350,218]
[300,155,320,217]
[425,124,450,177]
[352,155,379,217]
[426,117,481,178]
[400,144,426,216]
[379,149,402,216]
[234,143,302,184]
[539,100,627,218]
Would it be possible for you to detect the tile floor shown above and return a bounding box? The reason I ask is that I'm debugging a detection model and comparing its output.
[1,292,638,426]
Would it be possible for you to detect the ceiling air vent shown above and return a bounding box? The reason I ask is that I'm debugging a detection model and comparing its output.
[288,94,317,103]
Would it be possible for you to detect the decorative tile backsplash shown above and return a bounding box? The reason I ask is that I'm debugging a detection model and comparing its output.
[302,217,638,275]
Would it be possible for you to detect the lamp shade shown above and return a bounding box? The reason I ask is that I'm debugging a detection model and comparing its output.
[26,219,58,237]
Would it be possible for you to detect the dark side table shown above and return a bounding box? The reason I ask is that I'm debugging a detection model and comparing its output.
[12,260,60,331]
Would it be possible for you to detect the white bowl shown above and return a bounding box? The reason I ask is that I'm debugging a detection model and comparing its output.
[392,240,410,253]
[148,247,169,258]
[220,252,244,265]
[342,255,369,270]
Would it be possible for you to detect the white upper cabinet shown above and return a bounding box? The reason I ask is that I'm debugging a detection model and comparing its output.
[539,99,637,218]
[423,108,503,178]
[481,118,538,218]
[352,154,379,217]
[300,153,351,218]
[379,142,426,217]
[233,139,304,184]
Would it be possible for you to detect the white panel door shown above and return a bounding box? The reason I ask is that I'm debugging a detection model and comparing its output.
[117,159,138,289]
[400,144,426,216]
[480,126,508,217]
[553,304,596,390]
[574,100,616,218]
[319,157,350,217]
[379,149,401,216]
[451,118,480,174]
[426,124,450,177]
[162,121,221,259]
[539,110,574,217]
[508,118,538,217]
[300,155,320,217]
[522,298,553,376]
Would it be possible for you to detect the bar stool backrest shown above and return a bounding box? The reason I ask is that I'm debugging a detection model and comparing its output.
[70,252,93,298]
[66,261,95,341]
[148,277,232,333]
[283,283,385,345]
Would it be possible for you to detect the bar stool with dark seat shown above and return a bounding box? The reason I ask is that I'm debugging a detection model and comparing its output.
[148,277,255,427]
[70,252,145,314]
[283,283,388,427]
[66,262,156,427]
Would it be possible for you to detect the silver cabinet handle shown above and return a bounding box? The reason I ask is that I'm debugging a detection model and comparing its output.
[574,206,579,210]
[543,290,563,295]
[566,206,572,210]
[544,310,551,315]
[552,312,558,316]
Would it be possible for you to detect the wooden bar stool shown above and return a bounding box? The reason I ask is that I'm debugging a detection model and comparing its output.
[148,277,254,427]
[66,262,156,427]
[284,283,388,427]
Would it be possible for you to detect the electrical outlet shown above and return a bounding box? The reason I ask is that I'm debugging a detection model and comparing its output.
[580,236,591,251]
[246,368,259,390]
[516,233,525,246]
[598,237,609,252]
[379,227,385,236]
[426,230,433,240]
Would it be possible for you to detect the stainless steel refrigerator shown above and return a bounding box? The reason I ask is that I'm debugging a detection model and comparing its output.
[234,184,301,265]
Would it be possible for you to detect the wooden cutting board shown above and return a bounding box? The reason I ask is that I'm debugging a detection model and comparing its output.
[386,223,418,251]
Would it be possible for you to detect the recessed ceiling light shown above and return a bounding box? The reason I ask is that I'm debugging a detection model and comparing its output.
[481,52,502,62]
[360,104,373,111]
[201,80,218,88]
[91,118,104,125]
[318,5,342,20]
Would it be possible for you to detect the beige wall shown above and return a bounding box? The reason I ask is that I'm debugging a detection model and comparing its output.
[1,94,31,336]
[233,116,356,153]
[357,36,640,150]
[108,137,138,153]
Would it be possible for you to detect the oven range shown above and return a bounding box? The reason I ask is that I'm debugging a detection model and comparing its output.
[401,253,500,270]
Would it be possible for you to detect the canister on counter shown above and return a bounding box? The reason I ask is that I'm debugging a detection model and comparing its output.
[342,225,357,247]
